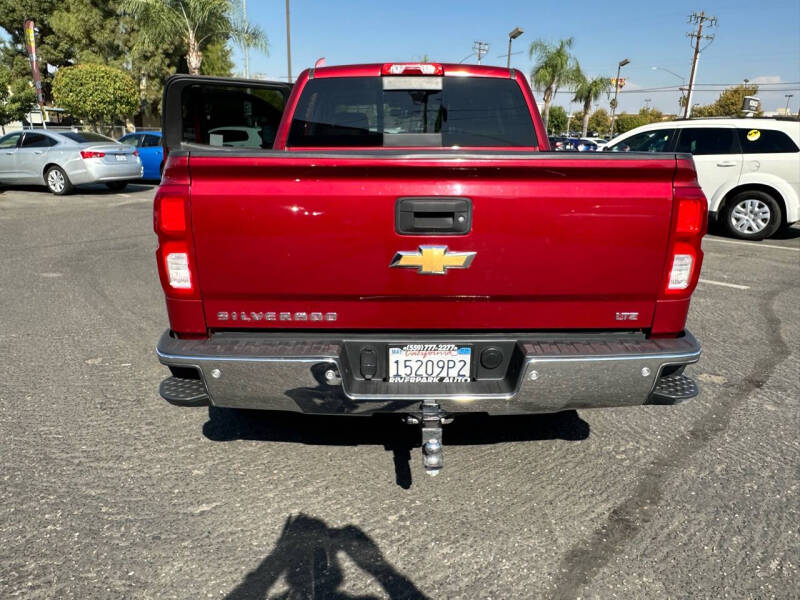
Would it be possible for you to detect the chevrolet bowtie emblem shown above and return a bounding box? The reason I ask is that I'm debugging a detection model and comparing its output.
[390,245,476,275]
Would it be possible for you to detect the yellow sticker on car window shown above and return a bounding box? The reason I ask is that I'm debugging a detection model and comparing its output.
[746,129,761,141]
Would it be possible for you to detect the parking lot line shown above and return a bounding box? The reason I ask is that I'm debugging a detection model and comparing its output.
[698,278,751,290]
[704,237,800,252]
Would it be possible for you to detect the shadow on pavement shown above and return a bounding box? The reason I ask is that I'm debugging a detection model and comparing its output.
[708,220,800,241]
[203,408,589,489]
[225,514,427,600]
[771,226,800,240]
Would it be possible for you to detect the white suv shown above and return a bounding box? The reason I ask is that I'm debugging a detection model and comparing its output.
[604,118,800,240]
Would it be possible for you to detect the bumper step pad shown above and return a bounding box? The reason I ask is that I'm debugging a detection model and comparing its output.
[159,376,209,407]
[647,373,699,405]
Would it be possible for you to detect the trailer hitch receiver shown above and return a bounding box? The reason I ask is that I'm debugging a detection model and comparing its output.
[420,401,444,476]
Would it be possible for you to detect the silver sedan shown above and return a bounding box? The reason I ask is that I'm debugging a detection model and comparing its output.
[0,130,143,195]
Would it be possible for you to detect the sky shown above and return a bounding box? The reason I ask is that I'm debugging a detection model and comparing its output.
[232,0,800,115]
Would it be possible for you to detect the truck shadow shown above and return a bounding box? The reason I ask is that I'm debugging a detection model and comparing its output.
[225,513,427,599]
[203,408,589,489]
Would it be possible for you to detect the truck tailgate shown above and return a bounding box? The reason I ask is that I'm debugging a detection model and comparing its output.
[187,153,678,330]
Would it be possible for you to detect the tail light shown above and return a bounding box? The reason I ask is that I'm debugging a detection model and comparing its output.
[661,167,707,299]
[80,151,105,159]
[381,63,443,76]
[133,150,139,157]
[154,155,198,299]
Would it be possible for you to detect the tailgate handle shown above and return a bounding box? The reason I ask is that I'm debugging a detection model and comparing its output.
[395,197,472,235]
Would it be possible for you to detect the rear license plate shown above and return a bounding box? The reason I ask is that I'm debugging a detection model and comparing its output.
[115,154,126,161]
[388,344,471,383]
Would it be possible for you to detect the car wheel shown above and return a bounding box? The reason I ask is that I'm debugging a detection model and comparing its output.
[45,166,74,195]
[105,181,128,191]
[721,190,782,241]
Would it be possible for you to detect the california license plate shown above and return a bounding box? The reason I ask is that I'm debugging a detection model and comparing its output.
[388,344,471,383]
[115,154,126,161]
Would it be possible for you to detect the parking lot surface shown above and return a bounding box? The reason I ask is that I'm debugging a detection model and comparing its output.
[1,184,798,599]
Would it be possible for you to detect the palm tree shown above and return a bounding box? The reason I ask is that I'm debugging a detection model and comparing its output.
[528,37,581,130]
[124,0,268,75]
[572,74,611,137]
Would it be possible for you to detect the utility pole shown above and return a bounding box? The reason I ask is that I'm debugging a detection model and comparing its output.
[242,0,249,78]
[608,57,629,139]
[785,94,794,115]
[285,0,292,82]
[684,11,717,119]
[473,41,489,65]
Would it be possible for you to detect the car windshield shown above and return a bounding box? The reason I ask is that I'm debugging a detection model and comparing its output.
[60,132,116,144]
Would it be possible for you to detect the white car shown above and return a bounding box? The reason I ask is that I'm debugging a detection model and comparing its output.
[603,118,800,239]
[208,126,269,148]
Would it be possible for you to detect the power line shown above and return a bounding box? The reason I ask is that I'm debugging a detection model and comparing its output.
[550,84,800,95]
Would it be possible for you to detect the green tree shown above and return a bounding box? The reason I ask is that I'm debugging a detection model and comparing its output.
[692,84,761,117]
[0,66,37,132]
[587,108,610,137]
[529,37,581,130]
[0,1,69,102]
[547,105,567,135]
[572,74,611,137]
[0,0,184,121]
[615,113,647,134]
[124,0,267,75]
[199,39,234,76]
[52,64,139,130]
[638,106,664,122]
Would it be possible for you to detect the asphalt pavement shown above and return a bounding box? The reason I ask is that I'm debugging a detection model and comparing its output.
[1,183,798,599]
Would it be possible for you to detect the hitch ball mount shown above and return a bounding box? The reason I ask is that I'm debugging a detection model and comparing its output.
[415,401,448,476]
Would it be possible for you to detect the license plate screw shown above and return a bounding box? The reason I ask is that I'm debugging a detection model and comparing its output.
[210,368,222,379]
[641,367,651,377]
[529,370,539,381]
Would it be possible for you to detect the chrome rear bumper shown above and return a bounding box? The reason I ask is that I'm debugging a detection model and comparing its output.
[156,330,701,415]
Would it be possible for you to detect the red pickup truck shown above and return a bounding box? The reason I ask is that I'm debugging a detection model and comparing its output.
[154,63,706,474]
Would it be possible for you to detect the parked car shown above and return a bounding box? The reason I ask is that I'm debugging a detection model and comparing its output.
[603,118,800,239]
[208,126,267,147]
[548,136,576,151]
[154,65,706,475]
[585,136,608,147]
[548,136,596,151]
[119,130,163,179]
[0,130,142,195]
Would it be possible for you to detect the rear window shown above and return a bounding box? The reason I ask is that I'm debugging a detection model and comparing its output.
[61,132,115,143]
[288,76,537,147]
[737,128,799,153]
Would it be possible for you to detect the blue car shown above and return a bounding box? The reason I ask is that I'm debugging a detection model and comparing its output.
[118,131,163,179]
